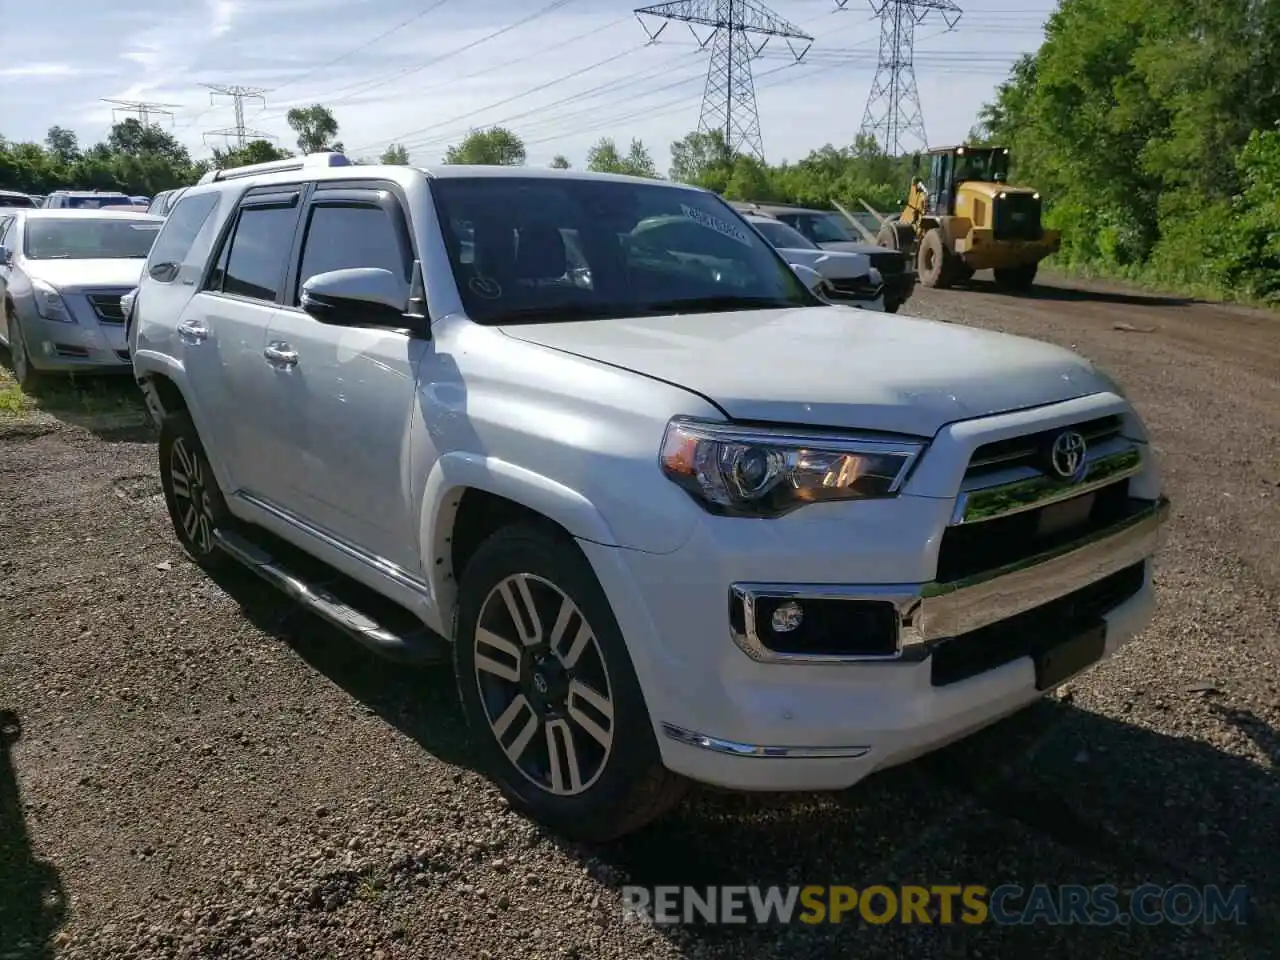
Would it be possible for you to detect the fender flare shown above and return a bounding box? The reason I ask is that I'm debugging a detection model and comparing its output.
[419,451,620,627]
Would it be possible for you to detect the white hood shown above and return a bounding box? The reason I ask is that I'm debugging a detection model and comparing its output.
[23,258,147,291]
[778,247,871,280]
[500,307,1112,437]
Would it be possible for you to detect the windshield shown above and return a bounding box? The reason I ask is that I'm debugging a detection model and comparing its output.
[954,148,1011,183]
[0,194,37,209]
[429,177,817,324]
[23,218,162,260]
[794,213,857,244]
[752,219,818,251]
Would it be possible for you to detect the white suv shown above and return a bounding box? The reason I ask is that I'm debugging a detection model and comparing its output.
[130,153,1168,841]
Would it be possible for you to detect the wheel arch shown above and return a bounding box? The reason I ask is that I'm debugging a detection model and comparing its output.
[420,453,621,637]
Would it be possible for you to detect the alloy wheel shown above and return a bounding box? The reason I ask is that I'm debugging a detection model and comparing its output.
[168,437,215,554]
[473,573,615,796]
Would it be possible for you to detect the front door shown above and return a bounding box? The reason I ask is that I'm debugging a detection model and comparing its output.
[260,183,427,573]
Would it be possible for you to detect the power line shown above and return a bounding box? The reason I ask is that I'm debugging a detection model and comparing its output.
[353,45,698,155]
[256,0,581,121]
[634,0,814,162]
[266,0,455,96]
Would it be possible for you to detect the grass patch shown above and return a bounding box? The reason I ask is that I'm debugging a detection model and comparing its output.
[0,360,148,429]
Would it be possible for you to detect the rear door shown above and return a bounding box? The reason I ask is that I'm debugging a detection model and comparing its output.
[180,187,304,500]
[260,181,426,570]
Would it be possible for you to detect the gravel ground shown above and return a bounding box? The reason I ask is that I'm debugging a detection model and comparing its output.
[1,272,1277,960]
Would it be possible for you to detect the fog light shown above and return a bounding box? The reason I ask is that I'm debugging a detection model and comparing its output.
[771,601,803,633]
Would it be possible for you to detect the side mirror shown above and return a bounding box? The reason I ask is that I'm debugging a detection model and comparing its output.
[300,267,411,327]
[790,263,827,297]
[0,245,11,266]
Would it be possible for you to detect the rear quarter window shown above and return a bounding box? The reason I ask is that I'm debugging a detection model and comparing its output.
[145,193,220,282]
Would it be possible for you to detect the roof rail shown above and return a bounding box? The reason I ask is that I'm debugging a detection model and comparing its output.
[198,151,352,185]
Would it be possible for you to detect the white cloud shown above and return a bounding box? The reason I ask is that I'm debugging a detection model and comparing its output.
[0,62,87,80]
[208,0,240,38]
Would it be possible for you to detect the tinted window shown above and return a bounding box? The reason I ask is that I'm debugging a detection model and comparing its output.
[429,177,815,325]
[23,218,162,260]
[789,213,856,244]
[146,194,219,281]
[65,195,131,210]
[296,204,405,301]
[220,204,298,302]
[0,194,36,209]
[752,219,817,251]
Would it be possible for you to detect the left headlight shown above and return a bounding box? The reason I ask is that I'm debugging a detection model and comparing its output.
[31,279,73,322]
[659,417,925,518]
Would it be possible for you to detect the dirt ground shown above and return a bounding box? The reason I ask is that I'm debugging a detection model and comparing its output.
[1,272,1277,960]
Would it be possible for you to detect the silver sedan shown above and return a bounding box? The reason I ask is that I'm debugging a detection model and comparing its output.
[0,209,163,388]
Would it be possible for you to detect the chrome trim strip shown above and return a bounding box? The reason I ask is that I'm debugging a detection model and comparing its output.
[728,496,1168,665]
[661,723,871,759]
[233,491,432,597]
[951,446,1143,525]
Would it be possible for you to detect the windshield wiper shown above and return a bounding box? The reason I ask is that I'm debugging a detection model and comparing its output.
[641,295,803,315]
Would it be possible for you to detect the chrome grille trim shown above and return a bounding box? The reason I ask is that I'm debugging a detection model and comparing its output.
[951,444,1144,525]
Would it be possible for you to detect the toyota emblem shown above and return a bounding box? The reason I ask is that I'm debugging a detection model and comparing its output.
[1048,430,1088,481]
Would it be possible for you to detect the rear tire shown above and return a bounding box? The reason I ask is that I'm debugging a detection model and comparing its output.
[993,264,1038,291]
[158,410,235,572]
[454,524,686,842]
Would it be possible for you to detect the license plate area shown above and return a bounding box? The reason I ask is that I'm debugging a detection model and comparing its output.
[1035,492,1095,538]
[1034,622,1106,691]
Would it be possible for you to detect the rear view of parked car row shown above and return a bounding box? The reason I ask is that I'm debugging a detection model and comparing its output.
[4,153,1168,845]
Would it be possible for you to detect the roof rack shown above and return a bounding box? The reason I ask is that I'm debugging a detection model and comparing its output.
[198,151,352,185]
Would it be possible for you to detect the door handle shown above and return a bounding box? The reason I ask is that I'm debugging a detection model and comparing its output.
[177,318,208,343]
[263,341,299,367]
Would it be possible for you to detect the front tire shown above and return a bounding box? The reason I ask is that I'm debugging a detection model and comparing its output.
[454,524,686,841]
[158,410,234,572]
[917,229,958,289]
[5,310,41,392]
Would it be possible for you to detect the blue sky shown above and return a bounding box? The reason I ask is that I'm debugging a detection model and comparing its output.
[2,0,1056,171]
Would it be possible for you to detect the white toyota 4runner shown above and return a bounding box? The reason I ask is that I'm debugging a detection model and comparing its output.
[129,153,1169,841]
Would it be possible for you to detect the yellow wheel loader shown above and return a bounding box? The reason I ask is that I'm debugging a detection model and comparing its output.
[868,145,1061,292]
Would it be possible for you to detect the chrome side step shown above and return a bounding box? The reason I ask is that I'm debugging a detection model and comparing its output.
[213,529,450,665]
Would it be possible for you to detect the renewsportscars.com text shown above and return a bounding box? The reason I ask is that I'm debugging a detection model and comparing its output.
[621,884,1250,927]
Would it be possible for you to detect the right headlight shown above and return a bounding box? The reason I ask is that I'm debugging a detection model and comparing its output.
[31,279,73,322]
[659,417,925,518]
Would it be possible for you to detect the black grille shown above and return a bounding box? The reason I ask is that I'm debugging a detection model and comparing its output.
[827,277,877,296]
[930,561,1146,687]
[967,415,1123,478]
[935,483,1139,583]
[992,193,1043,241]
[867,250,906,276]
[87,293,125,324]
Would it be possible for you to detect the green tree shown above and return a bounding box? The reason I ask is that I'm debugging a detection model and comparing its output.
[286,105,341,155]
[211,139,293,169]
[585,137,657,177]
[44,126,79,166]
[668,129,734,188]
[549,154,571,169]
[380,143,410,164]
[443,127,526,165]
